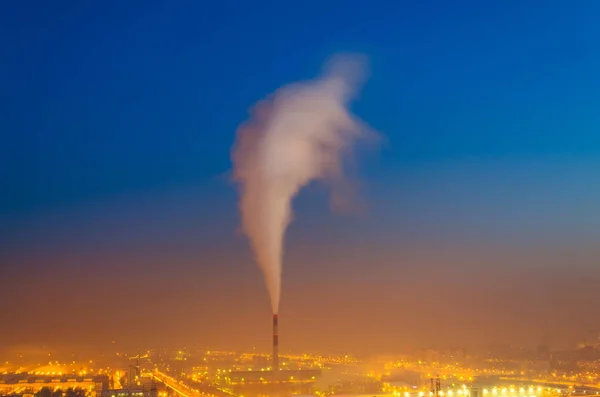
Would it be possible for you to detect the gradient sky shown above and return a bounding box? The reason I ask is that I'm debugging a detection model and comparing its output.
[2,1,600,354]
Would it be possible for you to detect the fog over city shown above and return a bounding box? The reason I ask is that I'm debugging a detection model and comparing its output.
[3,2,600,397]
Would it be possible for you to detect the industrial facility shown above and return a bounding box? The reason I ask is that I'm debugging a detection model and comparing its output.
[0,374,109,397]
[224,369,321,397]
[215,315,322,397]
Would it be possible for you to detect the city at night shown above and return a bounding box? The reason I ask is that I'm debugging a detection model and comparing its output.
[2,2,600,397]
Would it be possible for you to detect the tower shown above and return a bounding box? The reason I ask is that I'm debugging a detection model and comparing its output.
[272,314,279,372]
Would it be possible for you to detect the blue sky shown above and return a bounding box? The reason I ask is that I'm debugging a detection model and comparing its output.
[3,0,600,214]
[1,0,600,350]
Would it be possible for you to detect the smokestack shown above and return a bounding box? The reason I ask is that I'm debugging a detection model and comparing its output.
[272,314,279,372]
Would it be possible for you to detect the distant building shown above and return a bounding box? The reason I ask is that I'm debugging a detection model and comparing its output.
[225,369,321,397]
[535,345,550,361]
[333,377,381,395]
[100,389,158,397]
[0,374,109,397]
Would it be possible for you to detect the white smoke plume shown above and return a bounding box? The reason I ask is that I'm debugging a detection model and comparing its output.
[232,54,376,314]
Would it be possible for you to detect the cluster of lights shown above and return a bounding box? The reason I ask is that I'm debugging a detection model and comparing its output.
[398,390,470,397]
[483,387,543,396]
[390,384,572,397]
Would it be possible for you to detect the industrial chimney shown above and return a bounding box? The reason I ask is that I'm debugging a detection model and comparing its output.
[272,314,279,372]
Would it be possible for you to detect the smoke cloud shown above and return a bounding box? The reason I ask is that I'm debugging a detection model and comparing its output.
[232,54,375,314]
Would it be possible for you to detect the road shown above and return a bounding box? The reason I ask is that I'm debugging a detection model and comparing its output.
[149,370,202,397]
[148,370,235,397]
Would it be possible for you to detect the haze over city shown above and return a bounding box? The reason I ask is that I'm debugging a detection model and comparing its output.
[2,0,600,374]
